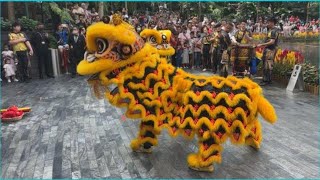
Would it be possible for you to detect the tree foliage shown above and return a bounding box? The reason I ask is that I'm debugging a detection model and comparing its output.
[48,2,74,24]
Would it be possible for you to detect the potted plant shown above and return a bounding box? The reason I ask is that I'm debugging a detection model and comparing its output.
[302,63,319,95]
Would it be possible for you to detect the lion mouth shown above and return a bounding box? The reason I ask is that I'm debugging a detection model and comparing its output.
[84,51,97,63]
[156,44,170,50]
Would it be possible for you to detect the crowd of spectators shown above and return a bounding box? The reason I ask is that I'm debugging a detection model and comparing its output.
[2,2,320,83]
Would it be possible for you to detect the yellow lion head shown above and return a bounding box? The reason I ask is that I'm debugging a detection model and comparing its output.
[77,15,146,76]
[140,29,175,57]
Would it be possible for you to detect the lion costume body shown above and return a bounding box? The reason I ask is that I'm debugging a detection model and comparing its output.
[77,15,277,173]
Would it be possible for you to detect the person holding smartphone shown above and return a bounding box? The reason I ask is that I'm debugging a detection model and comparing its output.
[8,22,34,83]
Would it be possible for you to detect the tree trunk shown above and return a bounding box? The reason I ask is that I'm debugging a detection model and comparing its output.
[269,3,274,16]
[305,2,309,22]
[98,2,104,17]
[25,3,29,18]
[199,2,201,21]
[8,2,15,21]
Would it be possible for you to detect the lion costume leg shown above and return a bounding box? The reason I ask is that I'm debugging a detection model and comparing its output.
[187,134,223,172]
[130,121,160,153]
[245,120,263,150]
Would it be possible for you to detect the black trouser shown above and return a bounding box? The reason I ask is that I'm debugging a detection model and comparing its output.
[202,44,211,69]
[171,51,177,66]
[69,55,82,75]
[211,47,221,73]
[37,51,51,77]
[216,49,223,72]
[16,51,29,81]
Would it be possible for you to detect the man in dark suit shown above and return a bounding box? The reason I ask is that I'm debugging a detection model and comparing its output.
[68,26,86,78]
[31,22,54,79]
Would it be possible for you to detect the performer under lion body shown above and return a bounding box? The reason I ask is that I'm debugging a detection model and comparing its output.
[77,15,277,173]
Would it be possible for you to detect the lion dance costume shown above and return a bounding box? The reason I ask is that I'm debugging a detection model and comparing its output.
[77,14,277,173]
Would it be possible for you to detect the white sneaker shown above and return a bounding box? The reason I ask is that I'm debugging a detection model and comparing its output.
[14,78,19,82]
[8,79,11,83]
[202,68,207,71]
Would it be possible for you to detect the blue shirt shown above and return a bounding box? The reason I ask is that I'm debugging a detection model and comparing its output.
[57,30,68,45]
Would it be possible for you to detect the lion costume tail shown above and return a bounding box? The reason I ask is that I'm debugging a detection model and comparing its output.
[257,97,277,124]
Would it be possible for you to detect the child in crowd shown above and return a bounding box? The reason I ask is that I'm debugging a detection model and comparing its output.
[2,44,17,70]
[193,31,202,69]
[182,41,189,68]
[175,42,183,68]
[189,32,195,69]
[3,59,18,83]
[2,44,18,82]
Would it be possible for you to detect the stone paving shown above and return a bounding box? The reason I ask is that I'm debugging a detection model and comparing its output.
[1,71,319,178]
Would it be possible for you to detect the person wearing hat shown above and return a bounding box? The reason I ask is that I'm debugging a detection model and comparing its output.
[68,26,86,78]
[30,22,54,79]
[256,16,280,85]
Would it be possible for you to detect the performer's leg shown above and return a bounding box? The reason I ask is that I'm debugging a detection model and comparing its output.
[189,53,194,68]
[58,46,64,67]
[188,134,223,172]
[245,120,262,150]
[37,54,44,78]
[130,121,160,153]
[262,50,269,82]
[267,60,274,83]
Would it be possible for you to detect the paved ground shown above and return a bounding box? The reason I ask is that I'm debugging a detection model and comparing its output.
[1,71,319,179]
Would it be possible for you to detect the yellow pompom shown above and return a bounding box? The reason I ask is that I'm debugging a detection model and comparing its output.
[187,153,201,168]
[130,139,141,150]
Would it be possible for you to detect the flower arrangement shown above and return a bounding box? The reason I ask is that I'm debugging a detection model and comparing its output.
[255,48,304,65]
[252,31,320,41]
[274,48,304,65]
[252,33,267,40]
[293,31,320,39]
[255,47,264,59]
[255,47,318,95]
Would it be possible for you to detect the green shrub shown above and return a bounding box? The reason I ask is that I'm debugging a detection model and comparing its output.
[272,63,294,78]
[1,17,13,31]
[18,16,38,31]
[48,33,58,49]
[302,63,319,85]
[49,2,74,24]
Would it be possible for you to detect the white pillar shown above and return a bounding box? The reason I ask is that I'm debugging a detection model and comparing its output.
[50,48,61,77]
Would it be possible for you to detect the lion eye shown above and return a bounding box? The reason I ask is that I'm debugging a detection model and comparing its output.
[150,36,157,43]
[96,38,109,54]
[162,35,167,41]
